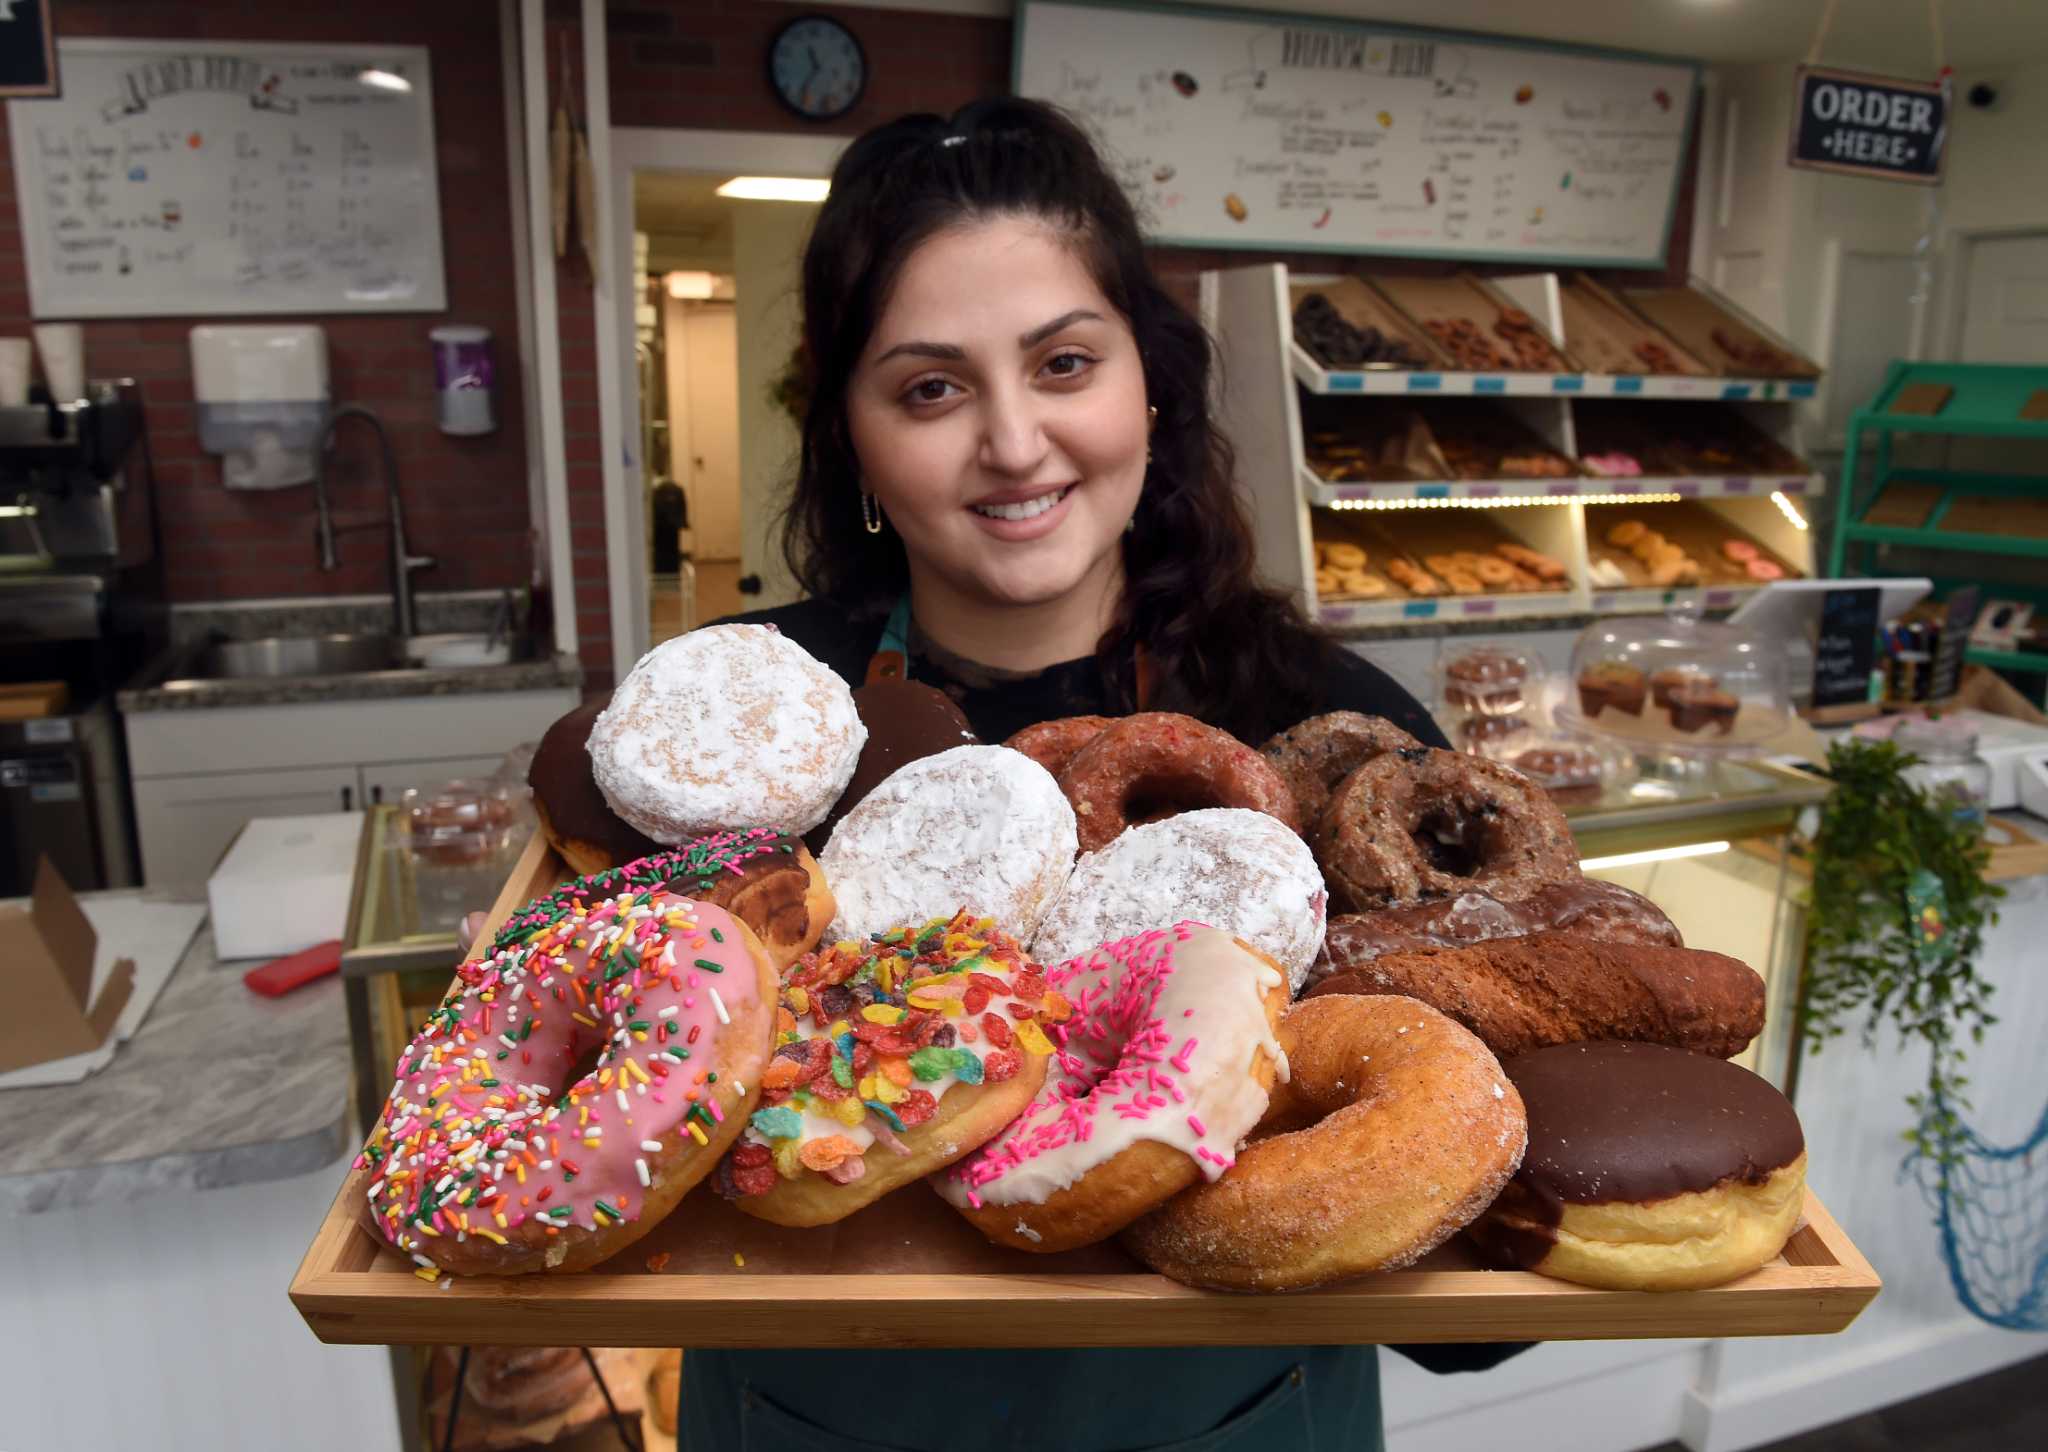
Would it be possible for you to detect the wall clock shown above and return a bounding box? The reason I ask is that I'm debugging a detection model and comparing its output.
[767,15,867,123]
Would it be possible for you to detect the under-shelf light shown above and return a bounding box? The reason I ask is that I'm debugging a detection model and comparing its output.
[1578,839,1732,872]
[1770,490,1810,531]
[1321,492,1684,511]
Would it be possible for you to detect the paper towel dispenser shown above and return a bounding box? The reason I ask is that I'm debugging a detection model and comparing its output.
[189,325,331,490]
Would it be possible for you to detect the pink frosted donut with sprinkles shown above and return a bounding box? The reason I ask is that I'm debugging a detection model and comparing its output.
[934,924,1289,1254]
[346,886,776,1276]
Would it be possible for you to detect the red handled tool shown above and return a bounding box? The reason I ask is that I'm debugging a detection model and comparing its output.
[242,939,344,997]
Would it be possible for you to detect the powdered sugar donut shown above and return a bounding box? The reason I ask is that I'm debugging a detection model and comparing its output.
[936,925,1288,1253]
[588,624,864,842]
[820,745,1078,943]
[1031,808,1327,995]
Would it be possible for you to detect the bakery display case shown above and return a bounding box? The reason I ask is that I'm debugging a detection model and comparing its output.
[1558,610,1794,753]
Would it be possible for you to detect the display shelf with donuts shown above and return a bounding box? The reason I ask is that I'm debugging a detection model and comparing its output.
[1312,504,1582,627]
[296,631,1874,1346]
[1583,498,1809,613]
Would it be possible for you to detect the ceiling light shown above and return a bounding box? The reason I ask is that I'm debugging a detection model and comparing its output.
[1579,840,1731,872]
[716,176,830,203]
[358,68,413,93]
[666,271,717,300]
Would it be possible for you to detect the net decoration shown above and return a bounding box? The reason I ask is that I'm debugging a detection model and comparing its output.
[1904,1088,2048,1331]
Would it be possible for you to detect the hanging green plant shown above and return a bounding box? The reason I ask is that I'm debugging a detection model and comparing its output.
[1799,737,2003,1168]
[768,341,811,427]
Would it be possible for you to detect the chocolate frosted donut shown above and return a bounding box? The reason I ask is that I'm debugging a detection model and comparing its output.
[528,701,662,875]
[1260,712,1421,827]
[1312,749,1578,911]
[1469,1041,1807,1291]
[806,679,979,852]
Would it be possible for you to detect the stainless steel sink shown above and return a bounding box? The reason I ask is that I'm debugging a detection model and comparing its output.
[190,633,408,680]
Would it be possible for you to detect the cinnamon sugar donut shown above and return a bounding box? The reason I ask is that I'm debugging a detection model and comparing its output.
[820,745,1077,943]
[1122,994,1526,1290]
[1005,715,1115,778]
[1030,808,1328,996]
[936,926,1288,1253]
[1313,749,1578,910]
[1057,712,1299,855]
[587,624,865,841]
[1259,711,1423,826]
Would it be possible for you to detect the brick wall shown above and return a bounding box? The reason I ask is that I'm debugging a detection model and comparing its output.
[0,2,531,604]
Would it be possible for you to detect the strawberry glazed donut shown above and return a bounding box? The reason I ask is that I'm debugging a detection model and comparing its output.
[1005,715,1115,778]
[346,886,777,1277]
[1057,712,1300,855]
[935,925,1288,1253]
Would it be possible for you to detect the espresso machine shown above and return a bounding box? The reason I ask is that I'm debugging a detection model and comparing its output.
[0,379,159,893]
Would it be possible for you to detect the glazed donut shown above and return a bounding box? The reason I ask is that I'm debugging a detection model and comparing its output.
[1057,712,1300,855]
[1345,573,1390,598]
[1384,559,1442,596]
[1314,567,1342,597]
[1473,558,1518,587]
[349,889,777,1276]
[528,702,661,875]
[1312,749,1579,910]
[587,624,865,841]
[1322,541,1368,570]
[806,678,979,852]
[821,745,1077,943]
[1606,519,1647,547]
[1122,994,1526,1290]
[936,926,1287,1253]
[581,832,833,973]
[1469,1041,1806,1291]
[1444,570,1486,595]
[1259,710,1423,826]
[714,912,1055,1225]
[1031,808,1328,996]
[1005,716,1115,778]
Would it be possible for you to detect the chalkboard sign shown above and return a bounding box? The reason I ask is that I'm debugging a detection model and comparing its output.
[1813,586,1880,710]
[1016,0,1697,267]
[7,39,446,317]
[1790,66,1945,185]
[0,1,57,98]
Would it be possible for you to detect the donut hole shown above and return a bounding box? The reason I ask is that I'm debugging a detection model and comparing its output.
[1122,772,1223,827]
[1409,798,1508,880]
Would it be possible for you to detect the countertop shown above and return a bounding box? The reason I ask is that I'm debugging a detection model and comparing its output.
[118,651,583,712]
[0,900,354,1214]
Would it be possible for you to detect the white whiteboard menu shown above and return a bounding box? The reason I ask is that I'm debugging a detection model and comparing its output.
[1016,1,1697,268]
[8,40,447,317]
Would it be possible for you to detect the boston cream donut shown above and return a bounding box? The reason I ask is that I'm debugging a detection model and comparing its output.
[1123,994,1526,1291]
[713,912,1056,1226]
[1469,1041,1807,1291]
[936,926,1288,1254]
[349,889,776,1276]
[587,624,865,842]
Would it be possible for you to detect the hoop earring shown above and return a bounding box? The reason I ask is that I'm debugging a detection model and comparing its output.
[861,491,884,535]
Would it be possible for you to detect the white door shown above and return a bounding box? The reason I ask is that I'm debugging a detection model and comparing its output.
[131,766,361,889]
[679,302,742,561]
[1959,232,2048,362]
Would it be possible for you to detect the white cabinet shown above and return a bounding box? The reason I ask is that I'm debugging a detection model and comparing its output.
[124,686,578,888]
[130,766,362,887]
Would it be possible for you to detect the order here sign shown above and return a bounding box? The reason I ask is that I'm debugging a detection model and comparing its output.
[1790,66,1946,184]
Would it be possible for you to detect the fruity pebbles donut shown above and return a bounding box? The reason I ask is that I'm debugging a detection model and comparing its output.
[1030,808,1328,996]
[714,912,1058,1225]
[348,887,777,1276]
[936,925,1288,1253]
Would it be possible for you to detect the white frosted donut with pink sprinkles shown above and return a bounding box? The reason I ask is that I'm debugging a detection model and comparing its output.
[934,924,1288,1254]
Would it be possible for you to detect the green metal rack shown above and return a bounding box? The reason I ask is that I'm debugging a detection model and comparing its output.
[1829,361,2048,677]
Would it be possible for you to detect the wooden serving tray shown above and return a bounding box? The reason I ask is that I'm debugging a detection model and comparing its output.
[292,835,1879,1348]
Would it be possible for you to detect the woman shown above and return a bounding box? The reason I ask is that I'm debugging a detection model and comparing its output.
[688,97,1501,1451]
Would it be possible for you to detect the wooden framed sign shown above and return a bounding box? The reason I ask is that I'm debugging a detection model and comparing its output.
[1790,66,1946,184]
[0,0,58,99]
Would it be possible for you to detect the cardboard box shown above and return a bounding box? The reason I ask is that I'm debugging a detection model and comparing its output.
[206,813,362,961]
[0,858,135,1073]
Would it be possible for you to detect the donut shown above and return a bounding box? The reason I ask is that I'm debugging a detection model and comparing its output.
[805,678,979,852]
[1606,519,1647,547]
[1031,808,1328,996]
[587,624,865,842]
[1441,647,1530,715]
[935,926,1288,1252]
[1508,745,1608,804]
[1312,749,1579,911]
[821,745,1077,943]
[1720,538,1760,563]
[1005,715,1115,778]
[1122,994,1526,1290]
[713,912,1055,1225]
[1384,559,1441,596]
[1469,1041,1806,1291]
[1473,558,1518,587]
[1745,558,1786,582]
[1259,710,1423,825]
[1443,569,1486,595]
[1322,541,1368,570]
[348,888,777,1276]
[1345,573,1390,598]
[529,702,661,875]
[1314,567,1342,597]
[1057,711,1300,855]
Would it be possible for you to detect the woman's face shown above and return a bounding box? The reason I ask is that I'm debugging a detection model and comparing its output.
[846,215,1149,613]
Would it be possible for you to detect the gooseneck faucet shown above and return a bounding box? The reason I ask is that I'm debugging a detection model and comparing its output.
[310,404,436,640]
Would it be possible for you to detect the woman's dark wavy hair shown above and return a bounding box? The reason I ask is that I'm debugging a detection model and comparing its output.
[784,96,1336,742]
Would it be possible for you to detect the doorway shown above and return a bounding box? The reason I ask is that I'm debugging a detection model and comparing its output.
[630,168,823,647]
